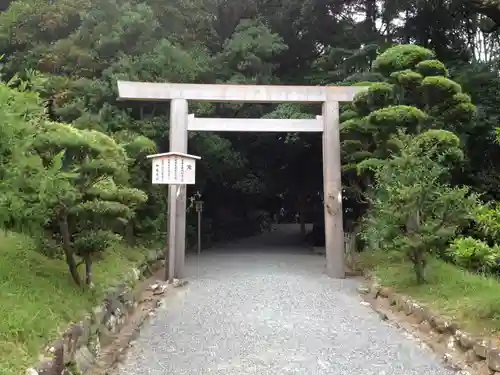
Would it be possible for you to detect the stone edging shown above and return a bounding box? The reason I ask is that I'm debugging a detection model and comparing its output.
[358,276,500,375]
[26,249,181,375]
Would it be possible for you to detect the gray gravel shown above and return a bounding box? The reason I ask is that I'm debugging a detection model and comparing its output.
[117,225,455,375]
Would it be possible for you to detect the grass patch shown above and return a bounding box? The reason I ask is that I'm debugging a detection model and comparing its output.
[0,231,153,375]
[359,250,500,336]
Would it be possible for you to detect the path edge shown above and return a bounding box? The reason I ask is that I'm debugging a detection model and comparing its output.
[358,273,500,375]
[26,249,188,375]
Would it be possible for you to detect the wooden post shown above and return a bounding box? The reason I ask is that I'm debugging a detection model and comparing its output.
[166,186,177,282]
[322,101,345,279]
[197,209,201,256]
[169,98,188,279]
[298,195,306,237]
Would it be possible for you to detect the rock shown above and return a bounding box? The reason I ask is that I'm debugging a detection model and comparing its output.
[471,361,495,375]
[360,301,370,307]
[443,353,453,363]
[140,296,153,303]
[74,346,96,373]
[447,335,457,350]
[139,263,149,276]
[99,326,115,347]
[92,305,106,325]
[465,349,481,365]
[149,281,169,294]
[105,314,118,333]
[114,307,127,330]
[474,339,491,358]
[379,286,392,298]
[131,267,141,280]
[356,285,370,295]
[377,311,388,321]
[148,282,160,291]
[153,283,168,295]
[51,341,65,375]
[431,316,451,333]
[388,293,400,307]
[33,357,56,375]
[369,283,381,298]
[88,334,101,357]
[104,291,126,316]
[79,316,92,347]
[35,345,64,375]
[119,289,136,312]
[173,278,187,288]
[393,295,409,311]
[458,331,475,350]
[402,299,413,315]
[420,306,434,321]
[448,321,459,335]
[437,334,449,344]
[26,368,39,375]
[62,323,84,364]
[411,304,425,323]
[487,348,500,371]
[419,320,432,333]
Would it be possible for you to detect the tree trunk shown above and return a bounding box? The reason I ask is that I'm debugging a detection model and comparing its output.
[413,252,426,284]
[126,220,135,245]
[405,209,426,283]
[408,245,427,284]
[58,213,82,286]
[364,0,377,41]
[84,255,93,287]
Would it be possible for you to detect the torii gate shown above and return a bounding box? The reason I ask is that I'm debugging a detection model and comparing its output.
[117,81,365,279]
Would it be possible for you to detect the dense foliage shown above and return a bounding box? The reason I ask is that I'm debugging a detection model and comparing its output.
[1,0,500,287]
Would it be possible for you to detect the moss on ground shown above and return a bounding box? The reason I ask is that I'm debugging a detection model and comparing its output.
[359,250,500,336]
[0,231,152,375]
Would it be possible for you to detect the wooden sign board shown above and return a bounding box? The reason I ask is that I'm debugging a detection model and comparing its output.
[146,152,201,185]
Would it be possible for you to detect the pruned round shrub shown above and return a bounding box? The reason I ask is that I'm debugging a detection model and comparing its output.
[373,45,435,76]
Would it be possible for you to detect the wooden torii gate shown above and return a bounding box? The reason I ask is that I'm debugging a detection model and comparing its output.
[117,81,365,279]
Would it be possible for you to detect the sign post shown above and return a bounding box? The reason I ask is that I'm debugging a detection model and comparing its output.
[194,200,204,256]
[146,151,201,282]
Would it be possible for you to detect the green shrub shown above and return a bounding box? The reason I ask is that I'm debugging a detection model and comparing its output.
[447,236,500,273]
[360,131,477,284]
[372,44,436,76]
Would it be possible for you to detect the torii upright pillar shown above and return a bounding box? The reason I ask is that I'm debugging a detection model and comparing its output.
[322,101,345,279]
[169,98,188,278]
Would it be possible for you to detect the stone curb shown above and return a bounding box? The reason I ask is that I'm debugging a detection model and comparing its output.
[358,275,500,375]
[26,249,188,375]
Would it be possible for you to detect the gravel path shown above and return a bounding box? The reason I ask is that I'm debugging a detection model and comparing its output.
[117,225,455,375]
